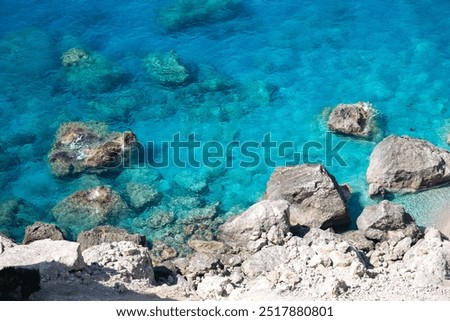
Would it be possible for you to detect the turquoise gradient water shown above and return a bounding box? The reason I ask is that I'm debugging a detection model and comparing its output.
[1,0,450,246]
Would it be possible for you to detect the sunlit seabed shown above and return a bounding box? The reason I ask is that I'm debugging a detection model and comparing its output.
[0,0,450,247]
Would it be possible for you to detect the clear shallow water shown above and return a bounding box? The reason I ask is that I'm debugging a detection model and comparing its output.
[1,0,450,247]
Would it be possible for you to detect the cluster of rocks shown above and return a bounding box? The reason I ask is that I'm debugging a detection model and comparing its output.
[1,163,449,301]
[326,102,450,198]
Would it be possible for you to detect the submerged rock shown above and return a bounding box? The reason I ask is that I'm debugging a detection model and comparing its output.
[61,48,89,67]
[367,135,450,196]
[126,182,161,211]
[61,47,126,94]
[23,222,65,244]
[48,122,137,177]
[82,241,155,284]
[327,101,377,138]
[265,164,350,229]
[157,0,243,32]
[218,200,290,250]
[143,51,190,87]
[77,226,146,251]
[52,186,129,234]
[356,200,420,243]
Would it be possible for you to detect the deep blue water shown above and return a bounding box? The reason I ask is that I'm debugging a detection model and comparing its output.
[1,0,450,248]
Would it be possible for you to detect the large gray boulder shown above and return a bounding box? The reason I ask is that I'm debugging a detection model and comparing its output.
[82,241,154,284]
[265,164,350,229]
[77,226,146,251]
[367,135,450,196]
[356,200,420,242]
[0,240,85,277]
[218,200,290,250]
[327,101,376,138]
[23,222,65,244]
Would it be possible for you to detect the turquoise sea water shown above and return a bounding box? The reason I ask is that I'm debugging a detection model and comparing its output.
[1,0,450,249]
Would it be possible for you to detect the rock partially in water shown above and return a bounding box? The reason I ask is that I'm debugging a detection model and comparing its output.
[265,164,350,229]
[52,186,129,235]
[356,200,420,243]
[156,0,243,32]
[218,200,290,250]
[23,222,65,244]
[77,226,146,252]
[367,135,450,196]
[48,122,137,178]
[82,241,155,284]
[143,51,191,87]
[327,101,377,139]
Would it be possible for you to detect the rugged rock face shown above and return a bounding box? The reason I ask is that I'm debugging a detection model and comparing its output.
[77,226,146,251]
[403,228,450,285]
[0,234,16,254]
[367,135,450,196]
[48,122,137,178]
[218,200,290,251]
[356,200,420,243]
[327,102,376,138]
[52,186,129,234]
[143,51,190,87]
[0,240,85,279]
[23,222,65,244]
[265,164,350,229]
[82,241,155,284]
[0,267,40,300]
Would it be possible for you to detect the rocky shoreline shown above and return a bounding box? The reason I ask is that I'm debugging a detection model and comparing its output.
[1,161,450,300]
[1,99,450,300]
